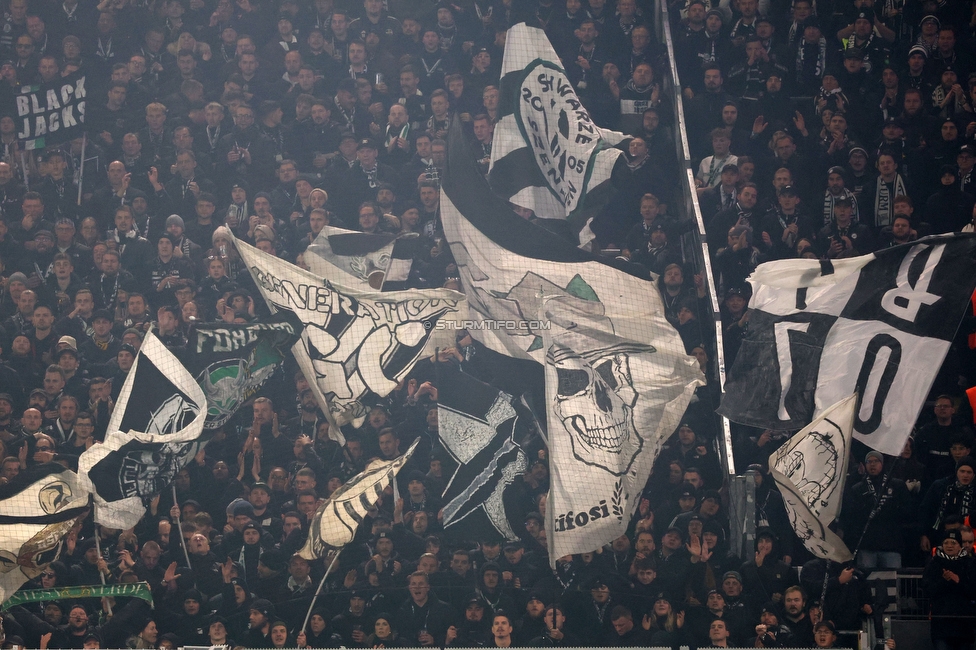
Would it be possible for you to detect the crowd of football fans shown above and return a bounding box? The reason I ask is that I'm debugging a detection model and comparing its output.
[0,0,975,647]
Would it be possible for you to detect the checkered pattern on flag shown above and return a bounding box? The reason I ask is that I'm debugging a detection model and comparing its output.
[300,439,419,559]
[488,23,627,219]
[0,464,90,605]
[769,395,857,562]
[78,331,207,530]
[718,235,976,456]
[306,227,419,292]
[234,236,463,430]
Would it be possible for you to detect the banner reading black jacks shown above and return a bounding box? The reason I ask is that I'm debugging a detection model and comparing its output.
[13,72,86,149]
[188,312,303,430]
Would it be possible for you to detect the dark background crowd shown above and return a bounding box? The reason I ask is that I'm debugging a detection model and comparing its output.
[0,0,975,647]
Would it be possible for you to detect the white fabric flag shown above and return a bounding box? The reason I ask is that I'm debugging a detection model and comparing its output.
[300,438,419,558]
[542,294,702,562]
[78,332,207,530]
[305,226,396,290]
[0,464,90,604]
[235,236,463,430]
[488,23,627,219]
[769,394,857,562]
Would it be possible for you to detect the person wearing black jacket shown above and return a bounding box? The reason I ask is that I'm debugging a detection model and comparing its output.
[241,598,275,648]
[395,571,454,647]
[842,451,912,570]
[922,530,976,650]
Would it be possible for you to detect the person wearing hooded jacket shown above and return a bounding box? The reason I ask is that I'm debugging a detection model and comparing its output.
[739,527,796,612]
[921,457,976,552]
[922,529,976,650]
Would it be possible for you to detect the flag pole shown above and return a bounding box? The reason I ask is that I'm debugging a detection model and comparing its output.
[171,485,194,572]
[301,549,342,634]
[77,133,87,205]
[93,533,113,616]
[20,151,29,191]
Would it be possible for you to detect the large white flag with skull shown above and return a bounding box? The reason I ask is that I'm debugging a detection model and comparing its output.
[235,237,463,430]
[769,394,857,562]
[543,294,701,561]
[442,119,702,562]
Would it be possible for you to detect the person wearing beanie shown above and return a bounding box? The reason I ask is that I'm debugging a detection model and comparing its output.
[922,522,976,650]
[921,456,976,553]
[165,211,204,262]
[841,451,910,570]
[242,598,275,647]
[206,226,246,283]
[924,162,976,234]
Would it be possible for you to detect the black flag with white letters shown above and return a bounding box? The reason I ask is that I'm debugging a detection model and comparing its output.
[718,234,976,455]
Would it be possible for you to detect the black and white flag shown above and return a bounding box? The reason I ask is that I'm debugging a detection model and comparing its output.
[78,332,207,530]
[542,294,701,560]
[188,313,303,430]
[436,362,538,541]
[300,438,419,559]
[235,237,462,430]
[0,464,90,604]
[443,119,698,368]
[306,226,419,292]
[769,395,856,562]
[719,235,976,455]
[489,23,626,219]
[442,124,701,561]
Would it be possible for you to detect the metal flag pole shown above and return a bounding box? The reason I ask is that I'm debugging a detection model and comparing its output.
[20,151,29,191]
[171,485,194,572]
[93,533,113,616]
[77,133,87,205]
[301,549,343,634]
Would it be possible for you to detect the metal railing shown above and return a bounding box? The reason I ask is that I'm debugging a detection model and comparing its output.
[650,0,736,479]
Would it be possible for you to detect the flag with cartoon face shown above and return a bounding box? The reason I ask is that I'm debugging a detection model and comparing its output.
[769,395,857,562]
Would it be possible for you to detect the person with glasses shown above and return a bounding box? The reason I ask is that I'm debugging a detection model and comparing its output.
[32,432,57,465]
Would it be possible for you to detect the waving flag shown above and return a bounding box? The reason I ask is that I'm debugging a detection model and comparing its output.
[235,236,462,429]
[718,235,976,455]
[78,332,207,529]
[489,23,627,219]
[769,395,857,562]
[0,464,90,604]
[300,439,419,558]
[437,362,538,541]
[443,120,701,562]
[188,313,303,430]
[306,227,420,292]
[542,294,700,561]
